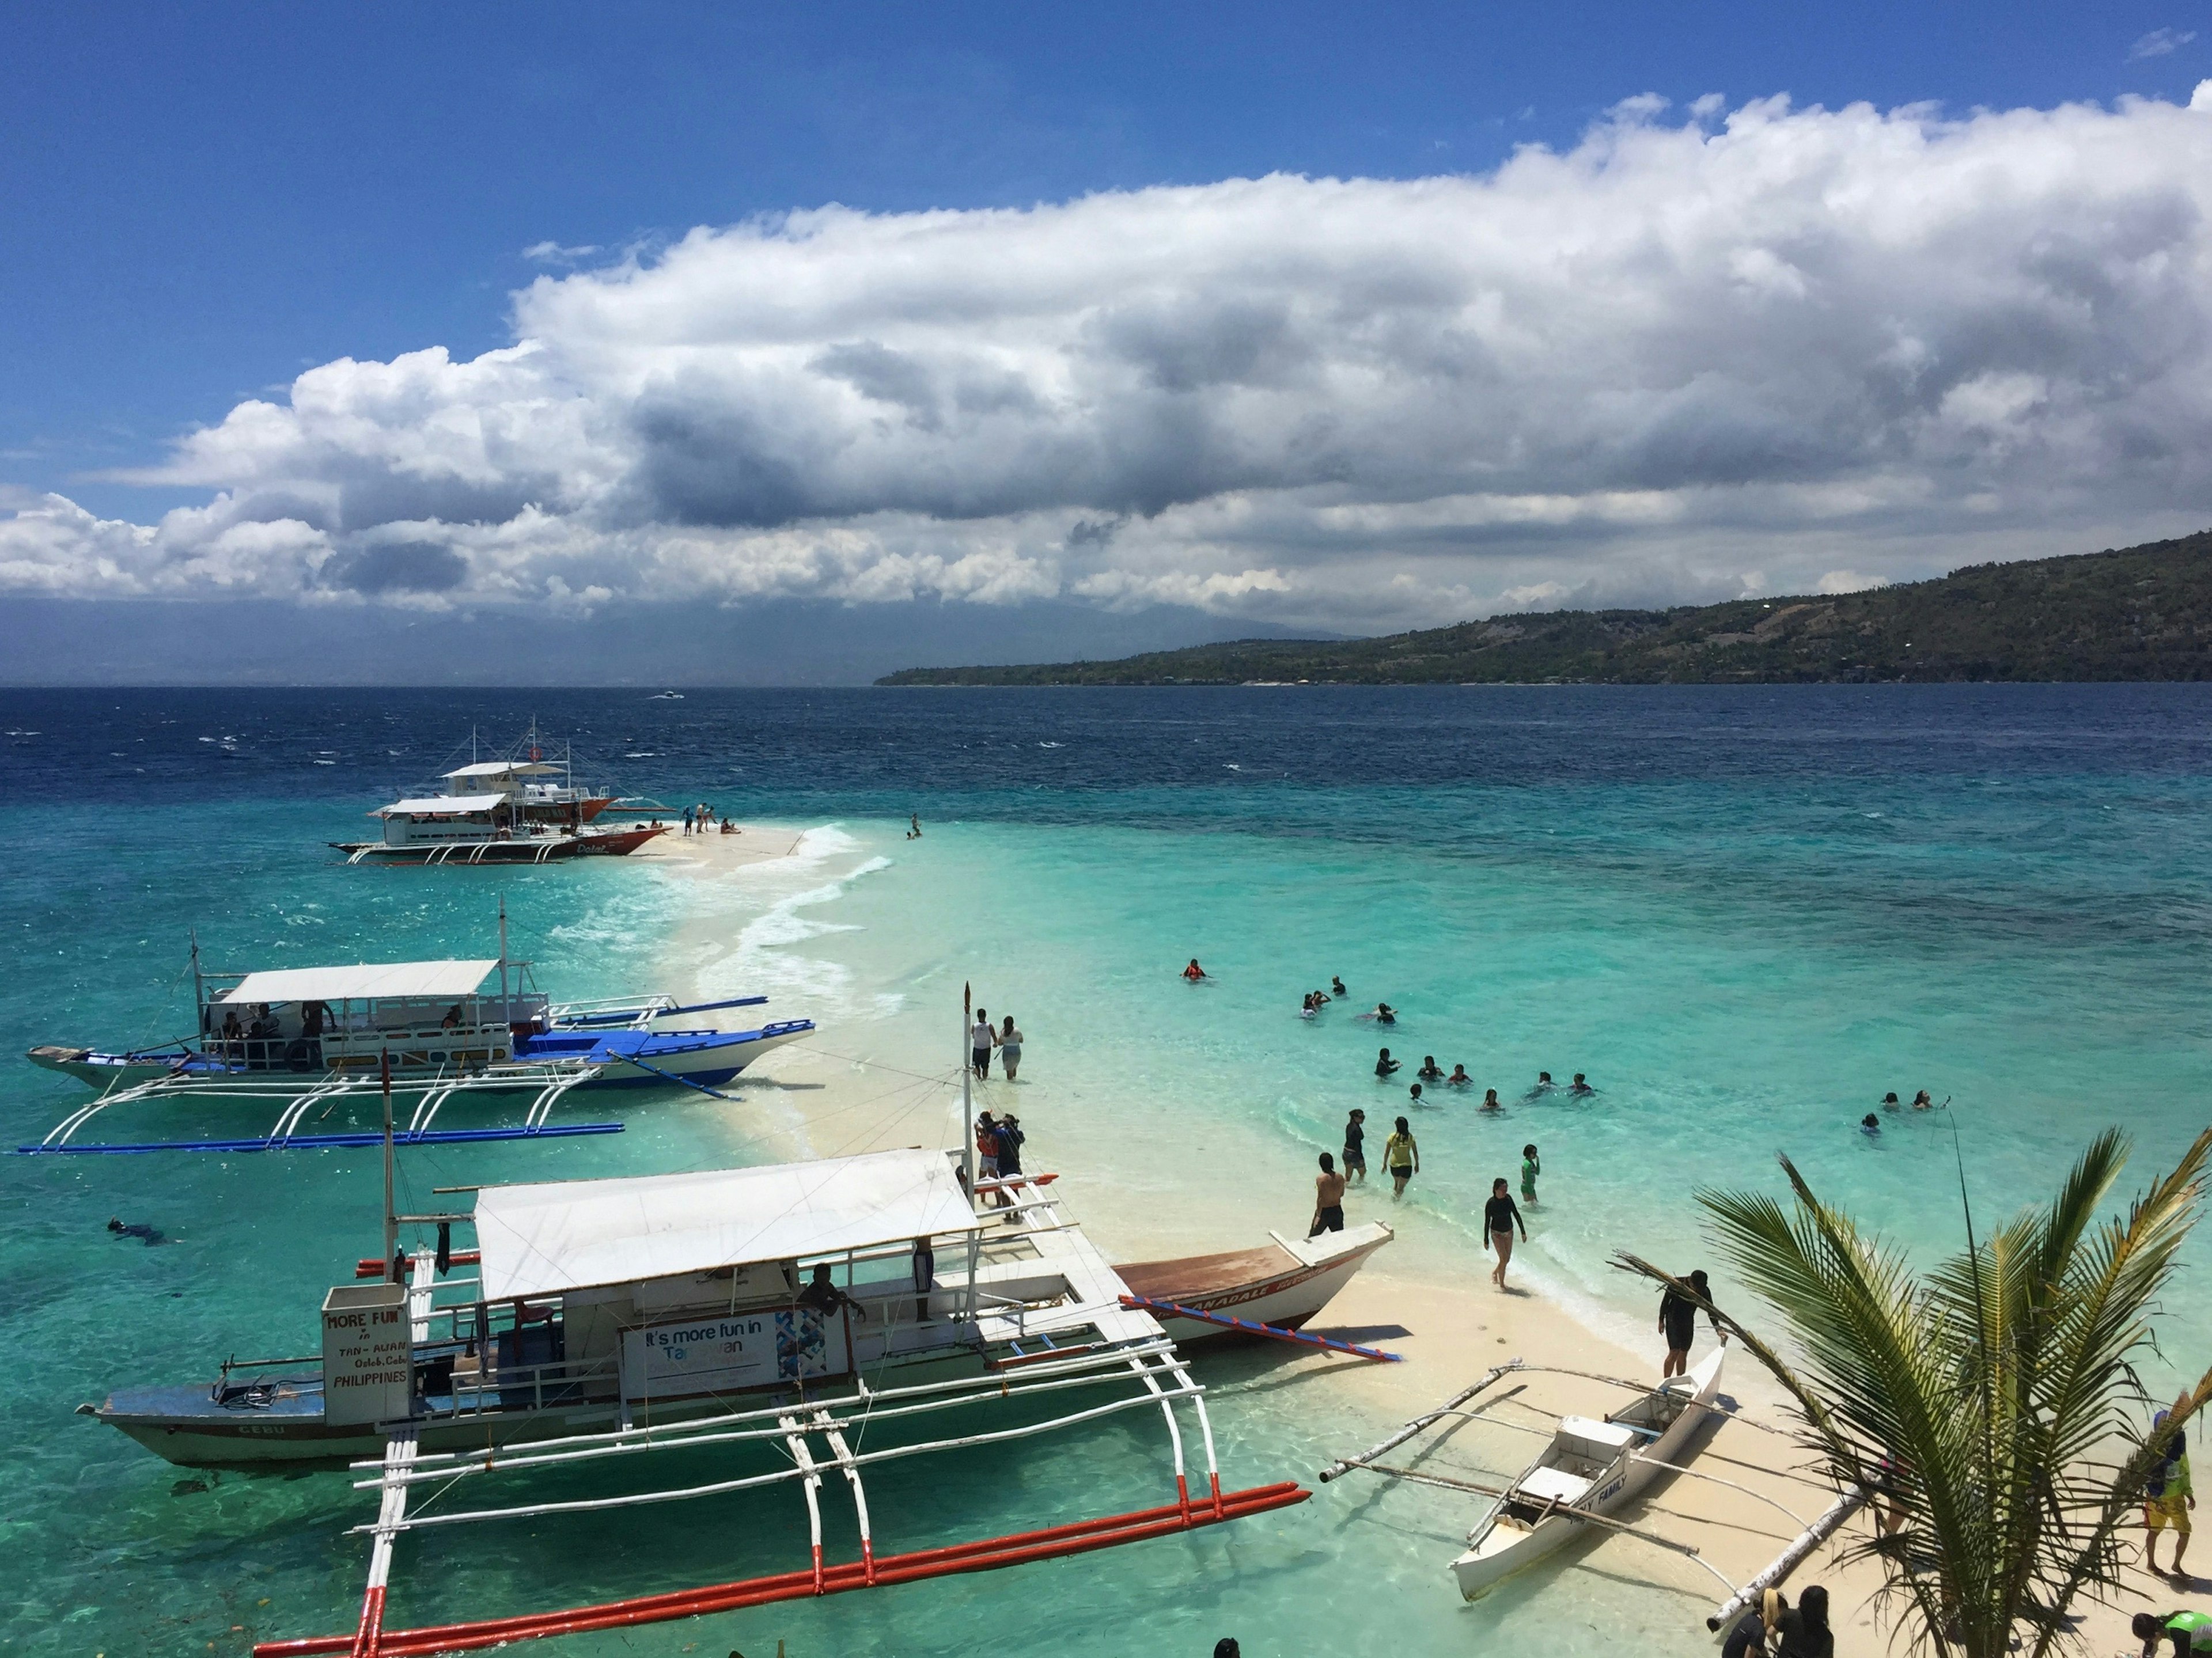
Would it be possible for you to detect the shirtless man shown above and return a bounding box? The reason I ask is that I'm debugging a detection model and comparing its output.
[1309,1152,1347,1236]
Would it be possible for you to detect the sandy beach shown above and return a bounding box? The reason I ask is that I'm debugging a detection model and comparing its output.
[646,818,2205,1658]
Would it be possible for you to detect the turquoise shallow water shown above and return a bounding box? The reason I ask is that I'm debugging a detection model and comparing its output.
[2,686,2209,1657]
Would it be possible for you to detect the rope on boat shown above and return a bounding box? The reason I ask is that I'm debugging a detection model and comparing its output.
[1117,1295,1403,1363]
[1317,1359,1524,1482]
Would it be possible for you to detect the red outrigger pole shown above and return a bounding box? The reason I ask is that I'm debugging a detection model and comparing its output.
[259,1482,1309,1658]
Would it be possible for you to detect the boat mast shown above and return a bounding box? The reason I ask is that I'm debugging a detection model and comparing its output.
[381,1048,398,1280]
[189,929,204,1039]
[497,896,510,1019]
[961,982,979,1328]
[961,981,975,1194]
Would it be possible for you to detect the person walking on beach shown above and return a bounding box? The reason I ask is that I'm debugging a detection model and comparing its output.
[1485,1178,1528,1289]
[1309,1152,1347,1236]
[2144,1395,2196,1582]
[998,1015,1023,1081]
[1520,1144,1540,1205]
[1342,1109,1367,1185]
[1374,1047,1400,1079]
[681,805,694,836]
[971,1008,996,1078]
[1384,1117,1419,1199]
[1660,1269,1725,1377]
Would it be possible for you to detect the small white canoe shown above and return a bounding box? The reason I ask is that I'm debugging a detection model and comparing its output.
[1115,1222,1393,1342]
[1450,1345,1725,1600]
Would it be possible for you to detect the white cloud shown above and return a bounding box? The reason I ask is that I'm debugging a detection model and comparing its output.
[522,240,604,264]
[10,88,2212,631]
[1816,568,1889,594]
[2130,28,2196,60]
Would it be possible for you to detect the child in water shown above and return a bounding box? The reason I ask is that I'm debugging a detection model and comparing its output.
[1521,1144,1540,1205]
[1860,1113,1882,1136]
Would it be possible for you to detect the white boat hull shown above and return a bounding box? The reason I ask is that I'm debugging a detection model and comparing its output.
[1450,1346,1726,1600]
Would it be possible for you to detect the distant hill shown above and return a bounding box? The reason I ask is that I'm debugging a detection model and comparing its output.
[877,529,2212,685]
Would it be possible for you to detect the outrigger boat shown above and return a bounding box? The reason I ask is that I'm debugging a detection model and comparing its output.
[1448,1347,1725,1598]
[93,997,1306,1657]
[334,724,669,865]
[21,916,810,1154]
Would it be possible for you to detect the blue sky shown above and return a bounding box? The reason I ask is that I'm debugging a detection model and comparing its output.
[3,3,2211,680]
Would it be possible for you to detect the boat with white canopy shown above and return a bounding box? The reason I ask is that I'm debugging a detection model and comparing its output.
[21,913,810,1154]
[89,997,1307,1657]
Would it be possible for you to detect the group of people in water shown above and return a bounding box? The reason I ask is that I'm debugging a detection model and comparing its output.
[1376,1054,1595,1111]
[1859,1090,1941,1135]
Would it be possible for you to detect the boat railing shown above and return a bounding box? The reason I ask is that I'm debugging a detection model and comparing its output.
[434,1353,622,1418]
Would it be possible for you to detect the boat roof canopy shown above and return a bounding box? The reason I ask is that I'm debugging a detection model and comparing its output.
[474,1148,982,1302]
[378,794,508,815]
[444,761,560,779]
[217,959,500,1005]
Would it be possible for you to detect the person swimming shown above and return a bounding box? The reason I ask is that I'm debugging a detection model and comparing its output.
[1374,1047,1401,1078]
[1448,1064,1471,1086]
[1372,1002,1396,1024]
[1312,985,1332,1005]
[1911,1090,1933,1110]
[107,1216,166,1245]
[1569,1073,1593,1095]
[1408,1082,1425,1107]
[1183,958,1207,981]
[1300,992,1319,1018]
[1480,1088,1501,1111]
[1331,976,1347,997]
[1882,1091,1900,1109]
[1416,1056,1444,1081]
[1861,1113,1882,1136]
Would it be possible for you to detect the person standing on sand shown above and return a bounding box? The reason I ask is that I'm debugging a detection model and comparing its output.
[975,1111,1001,1183]
[1384,1117,1419,1198]
[2144,1397,2196,1582]
[1520,1144,1540,1205]
[1775,1584,1832,1658]
[1342,1109,1367,1185]
[1309,1152,1347,1236]
[971,1008,995,1079]
[998,1015,1023,1081]
[1660,1269,1726,1378]
[1484,1178,1528,1289]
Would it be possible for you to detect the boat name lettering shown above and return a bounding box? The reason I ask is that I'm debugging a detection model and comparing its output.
[643,1318,766,1349]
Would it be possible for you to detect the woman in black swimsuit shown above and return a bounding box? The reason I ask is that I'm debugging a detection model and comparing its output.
[1484,1178,1528,1289]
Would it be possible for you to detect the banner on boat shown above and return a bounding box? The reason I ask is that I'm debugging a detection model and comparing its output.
[620,1306,850,1401]
[320,1283,412,1426]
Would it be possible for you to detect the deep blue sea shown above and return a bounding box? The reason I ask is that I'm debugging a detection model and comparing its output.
[3,685,2208,1658]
